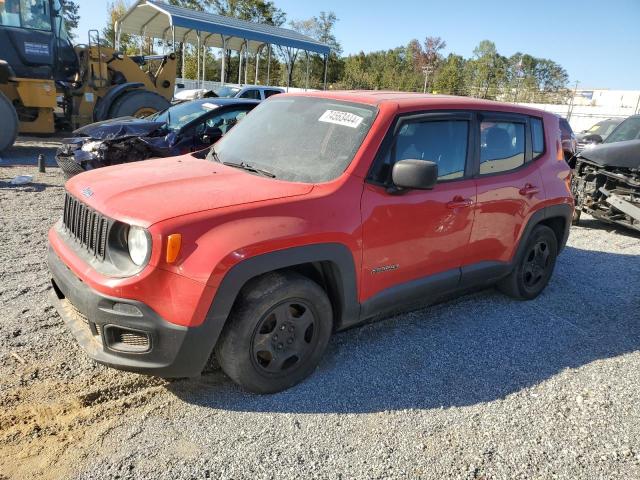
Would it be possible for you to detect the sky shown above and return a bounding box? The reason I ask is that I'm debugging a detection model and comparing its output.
[75,0,640,90]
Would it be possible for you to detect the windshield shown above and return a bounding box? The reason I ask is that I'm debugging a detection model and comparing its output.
[147,101,219,131]
[604,117,640,144]
[211,96,377,183]
[0,0,52,30]
[587,120,620,138]
[214,86,241,98]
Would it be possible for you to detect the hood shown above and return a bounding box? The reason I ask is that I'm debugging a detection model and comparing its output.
[65,155,314,227]
[578,139,640,169]
[73,117,166,139]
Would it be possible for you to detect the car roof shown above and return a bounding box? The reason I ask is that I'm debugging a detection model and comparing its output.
[285,90,550,116]
[185,98,260,107]
[238,85,284,91]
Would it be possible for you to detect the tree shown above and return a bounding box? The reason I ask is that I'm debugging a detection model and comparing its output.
[61,0,80,40]
[468,40,506,99]
[102,1,136,52]
[286,12,342,88]
[433,54,466,95]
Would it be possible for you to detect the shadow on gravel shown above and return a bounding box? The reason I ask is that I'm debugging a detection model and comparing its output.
[0,181,57,191]
[0,135,63,167]
[575,217,640,239]
[168,245,640,414]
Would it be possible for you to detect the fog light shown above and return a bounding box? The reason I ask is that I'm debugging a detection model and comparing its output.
[112,303,143,317]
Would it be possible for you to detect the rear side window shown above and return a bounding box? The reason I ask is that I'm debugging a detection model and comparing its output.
[264,90,282,98]
[480,121,525,174]
[531,117,545,158]
[239,89,261,100]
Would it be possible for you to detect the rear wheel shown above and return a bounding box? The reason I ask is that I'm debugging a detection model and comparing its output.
[498,225,558,300]
[0,91,18,152]
[215,271,333,394]
[107,89,169,119]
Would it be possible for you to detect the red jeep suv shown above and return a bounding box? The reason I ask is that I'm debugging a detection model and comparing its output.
[48,92,573,393]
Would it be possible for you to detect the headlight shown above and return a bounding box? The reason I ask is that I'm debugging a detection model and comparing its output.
[127,226,150,266]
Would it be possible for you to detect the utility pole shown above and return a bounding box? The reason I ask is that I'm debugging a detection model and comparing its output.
[567,80,579,121]
[422,65,434,94]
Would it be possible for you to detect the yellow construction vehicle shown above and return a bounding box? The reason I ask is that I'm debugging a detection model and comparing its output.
[0,0,176,151]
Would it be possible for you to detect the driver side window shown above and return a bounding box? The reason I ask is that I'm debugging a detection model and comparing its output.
[373,119,469,183]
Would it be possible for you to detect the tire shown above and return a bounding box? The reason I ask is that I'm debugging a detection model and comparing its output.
[107,89,169,119]
[497,225,558,300]
[215,271,333,394]
[0,91,18,152]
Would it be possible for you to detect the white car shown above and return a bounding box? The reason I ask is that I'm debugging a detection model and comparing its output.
[174,85,284,102]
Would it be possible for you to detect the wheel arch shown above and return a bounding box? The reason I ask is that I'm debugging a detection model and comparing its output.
[514,204,572,263]
[184,243,361,375]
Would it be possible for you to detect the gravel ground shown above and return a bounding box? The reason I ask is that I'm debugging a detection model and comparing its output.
[1,139,639,479]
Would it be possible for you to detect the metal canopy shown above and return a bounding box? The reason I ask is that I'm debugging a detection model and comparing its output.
[116,0,331,55]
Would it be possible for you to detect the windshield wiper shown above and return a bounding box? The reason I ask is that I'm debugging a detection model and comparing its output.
[223,161,276,178]
[207,147,222,163]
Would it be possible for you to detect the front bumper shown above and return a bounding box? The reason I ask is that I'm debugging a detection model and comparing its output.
[48,246,213,377]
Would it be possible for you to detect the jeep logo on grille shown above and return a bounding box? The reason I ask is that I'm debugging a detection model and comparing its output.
[81,187,94,198]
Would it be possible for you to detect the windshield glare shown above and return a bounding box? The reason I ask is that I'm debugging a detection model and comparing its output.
[214,86,241,98]
[212,97,377,183]
[148,101,219,130]
[604,117,640,144]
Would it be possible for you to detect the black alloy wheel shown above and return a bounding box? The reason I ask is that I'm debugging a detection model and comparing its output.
[251,300,318,374]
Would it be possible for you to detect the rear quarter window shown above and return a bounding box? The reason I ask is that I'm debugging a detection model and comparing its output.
[531,117,545,158]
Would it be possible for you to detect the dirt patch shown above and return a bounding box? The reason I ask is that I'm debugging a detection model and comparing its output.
[0,371,167,479]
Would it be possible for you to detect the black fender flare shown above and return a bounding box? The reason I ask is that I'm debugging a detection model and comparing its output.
[180,243,361,375]
[514,204,573,261]
[93,82,144,122]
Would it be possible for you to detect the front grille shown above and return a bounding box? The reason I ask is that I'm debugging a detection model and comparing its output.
[62,193,110,259]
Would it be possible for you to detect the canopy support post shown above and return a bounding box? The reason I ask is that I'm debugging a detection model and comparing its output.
[196,31,201,87]
[244,41,249,85]
[115,22,121,51]
[202,33,213,86]
[323,53,329,90]
[255,45,263,85]
[181,29,193,80]
[238,43,243,85]
[305,51,310,90]
[220,35,227,85]
[266,44,271,85]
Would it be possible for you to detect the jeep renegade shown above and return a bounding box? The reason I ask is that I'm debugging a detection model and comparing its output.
[48,92,573,393]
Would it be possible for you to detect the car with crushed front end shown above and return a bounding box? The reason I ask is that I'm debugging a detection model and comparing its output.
[55,98,259,178]
[571,115,640,230]
[48,91,573,393]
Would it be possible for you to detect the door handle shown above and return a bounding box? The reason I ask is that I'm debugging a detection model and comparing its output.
[519,184,540,196]
[446,196,474,209]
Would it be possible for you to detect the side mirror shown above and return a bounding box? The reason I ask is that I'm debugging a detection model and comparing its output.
[391,159,438,191]
[175,83,185,89]
[584,133,603,144]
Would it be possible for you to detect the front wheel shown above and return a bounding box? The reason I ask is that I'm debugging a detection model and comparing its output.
[215,271,333,394]
[0,91,18,152]
[498,225,558,300]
